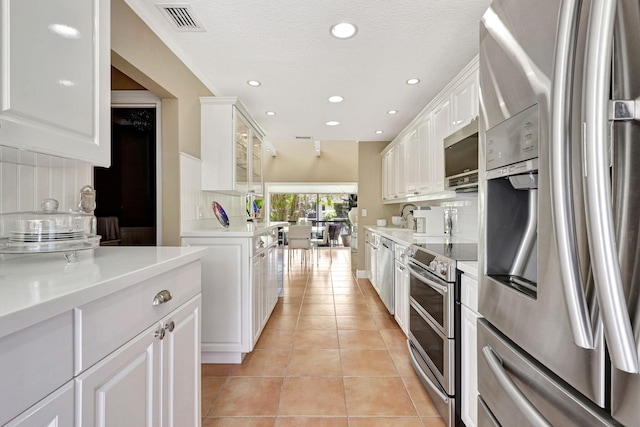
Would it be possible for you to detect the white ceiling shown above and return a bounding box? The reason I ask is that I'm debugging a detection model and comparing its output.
[124,0,492,143]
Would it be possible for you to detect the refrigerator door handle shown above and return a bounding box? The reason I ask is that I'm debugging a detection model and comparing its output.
[482,345,553,427]
[583,0,639,373]
[550,0,595,350]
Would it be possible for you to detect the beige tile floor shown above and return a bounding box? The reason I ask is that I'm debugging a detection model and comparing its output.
[202,248,446,427]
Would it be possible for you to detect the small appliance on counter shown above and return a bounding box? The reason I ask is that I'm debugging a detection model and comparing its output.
[0,198,99,261]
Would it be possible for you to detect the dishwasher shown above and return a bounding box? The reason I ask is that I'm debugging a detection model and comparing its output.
[378,236,395,315]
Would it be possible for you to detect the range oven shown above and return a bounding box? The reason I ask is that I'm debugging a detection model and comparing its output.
[406,242,477,427]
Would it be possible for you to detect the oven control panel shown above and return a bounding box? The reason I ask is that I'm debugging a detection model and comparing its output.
[408,245,457,282]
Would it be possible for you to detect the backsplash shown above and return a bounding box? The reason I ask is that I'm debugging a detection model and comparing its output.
[0,146,92,214]
[180,152,246,230]
[412,194,479,242]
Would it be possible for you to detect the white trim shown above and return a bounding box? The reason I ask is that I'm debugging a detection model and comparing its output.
[110,90,163,245]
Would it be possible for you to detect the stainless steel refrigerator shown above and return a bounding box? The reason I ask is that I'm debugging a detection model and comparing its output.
[478,0,640,425]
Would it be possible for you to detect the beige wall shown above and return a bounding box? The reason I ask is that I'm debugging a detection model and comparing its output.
[356,141,396,269]
[263,140,358,182]
[110,0,214,245]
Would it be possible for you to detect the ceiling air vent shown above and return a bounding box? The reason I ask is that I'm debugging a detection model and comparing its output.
[295,136,313,140]
[157,4,205,31]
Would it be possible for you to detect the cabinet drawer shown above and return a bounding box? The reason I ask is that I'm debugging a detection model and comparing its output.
[461,273,479,312]
[0,312,73,426]
[76,262,200,374]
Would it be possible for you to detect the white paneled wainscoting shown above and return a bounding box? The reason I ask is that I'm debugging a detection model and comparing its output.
[0,145,92,214]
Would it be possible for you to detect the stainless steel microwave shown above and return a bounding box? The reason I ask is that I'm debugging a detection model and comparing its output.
[444,118,478,191]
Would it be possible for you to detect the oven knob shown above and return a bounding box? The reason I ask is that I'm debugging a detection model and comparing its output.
[438,262,448,275]
[429,260,437,271]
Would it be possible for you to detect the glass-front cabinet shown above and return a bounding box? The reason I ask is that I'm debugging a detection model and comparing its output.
[251,130,263,194]
[234,112,250,190]
[201,97,265,194]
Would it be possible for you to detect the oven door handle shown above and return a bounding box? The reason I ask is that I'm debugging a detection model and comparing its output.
[408,340,449,404]
[482,345,552,427]
[407,262,448,294]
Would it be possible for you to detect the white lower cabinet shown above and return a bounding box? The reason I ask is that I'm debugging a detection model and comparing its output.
[394,245,409,335]
[0,258,202,427]
[76,295,201,427]
[460,273,481,427]
[76,321,161,427]
[5,382,74,427]
[182,230,278,363]
[251,242,278,346]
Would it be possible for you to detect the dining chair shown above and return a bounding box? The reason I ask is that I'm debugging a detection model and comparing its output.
[287,225,312,269]
[311,223,331,263]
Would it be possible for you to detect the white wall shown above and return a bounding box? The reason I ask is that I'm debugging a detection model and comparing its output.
[0,145,92,214]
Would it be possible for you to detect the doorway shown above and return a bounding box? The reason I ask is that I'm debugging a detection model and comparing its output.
[94,91,162,245]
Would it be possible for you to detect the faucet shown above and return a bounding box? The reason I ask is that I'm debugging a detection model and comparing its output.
[400,203,417,229]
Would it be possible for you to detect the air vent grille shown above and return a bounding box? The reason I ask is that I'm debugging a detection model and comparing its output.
[295,136,313,140]
[157,4,205,31]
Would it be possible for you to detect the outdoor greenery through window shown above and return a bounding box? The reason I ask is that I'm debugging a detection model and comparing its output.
[270,193,354,223]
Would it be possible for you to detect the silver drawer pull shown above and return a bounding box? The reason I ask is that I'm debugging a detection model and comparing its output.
[165,321,175,332]
[153,290,173,306]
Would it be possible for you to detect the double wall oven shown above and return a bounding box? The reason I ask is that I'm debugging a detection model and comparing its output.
[406,242,477,427]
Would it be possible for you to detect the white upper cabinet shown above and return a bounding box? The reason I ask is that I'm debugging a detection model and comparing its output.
[381,56,478,203]
[403,129,419,196]
[451,70,479,131]
[417,114,433,194]
[200,97,266,194]
[430,98,452,192]
[0,0,111,166]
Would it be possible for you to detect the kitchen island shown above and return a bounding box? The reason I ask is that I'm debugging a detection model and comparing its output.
[182,222,283,363]
[0,246,206,427]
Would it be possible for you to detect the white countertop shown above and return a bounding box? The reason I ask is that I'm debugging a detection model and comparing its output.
[364,226,477,248]
[457,261,478,279]
[0,246,207,340]
[181,220,282,238]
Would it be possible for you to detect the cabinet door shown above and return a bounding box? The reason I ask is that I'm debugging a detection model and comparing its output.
[365,241,372,279]
[431,98,452,192]
[251,253,263,347]
[268,244,279,310]
[451,71,479,131]
[403,130,419,196]
[393,260,407,334]
[5,381,74,427]
[251,130,263,194]
[234,110,250,192]
[381,152,391,202]
[417,114,433,194]
[76,323,162,427]
[461,304,481,427]
[369,244,378,289]
[0,0,110,166]
[162,295,201,427]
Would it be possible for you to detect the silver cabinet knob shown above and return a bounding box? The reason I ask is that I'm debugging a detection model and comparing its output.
[153,290,173,306]
[154,327,166,340]
[165,321,175,332]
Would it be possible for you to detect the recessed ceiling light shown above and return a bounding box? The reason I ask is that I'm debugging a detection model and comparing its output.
[406,78,420,85]
[247,80,261,87]
[326,121,340,126]
[328,95,344,103]
[330,23,358,39]
[265,111,276,116]
[375,130,384,134]
[387,110,398,115]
